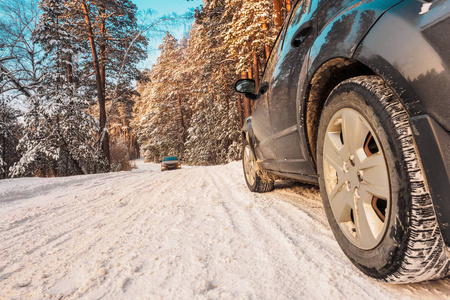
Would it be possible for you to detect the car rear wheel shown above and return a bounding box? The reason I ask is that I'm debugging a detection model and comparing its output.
[242,139,274,193]
[317,76,449,283]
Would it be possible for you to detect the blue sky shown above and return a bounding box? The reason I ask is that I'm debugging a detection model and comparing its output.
[133,0,203,69]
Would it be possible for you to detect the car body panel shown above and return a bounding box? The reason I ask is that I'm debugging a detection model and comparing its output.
[353,0,450,132]
[311,0,402,68]
[268,0,318,174]
[249,98,280,171]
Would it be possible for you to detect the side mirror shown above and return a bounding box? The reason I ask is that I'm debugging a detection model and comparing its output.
[234,79,260,100]
[235,79,256,94]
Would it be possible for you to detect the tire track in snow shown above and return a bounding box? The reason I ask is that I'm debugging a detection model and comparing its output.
[1,171,158,260]
[0,169,173,298]
[206,165,378,299]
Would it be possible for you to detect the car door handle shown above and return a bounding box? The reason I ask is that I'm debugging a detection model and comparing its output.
[291,21,313,47]
[259,82,269,95]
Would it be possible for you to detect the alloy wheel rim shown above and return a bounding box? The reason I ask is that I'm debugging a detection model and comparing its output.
[243,145,256,187]
[323,108,390,250]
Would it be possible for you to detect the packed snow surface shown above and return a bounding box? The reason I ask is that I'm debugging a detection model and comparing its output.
[1,159,450,299]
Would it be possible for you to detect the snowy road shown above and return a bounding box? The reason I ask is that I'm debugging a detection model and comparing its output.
[1,160,450,299]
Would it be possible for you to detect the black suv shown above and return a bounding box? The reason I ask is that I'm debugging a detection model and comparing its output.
[235,0,450,283]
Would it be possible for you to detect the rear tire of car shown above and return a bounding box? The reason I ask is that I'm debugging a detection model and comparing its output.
[317,76,449,283]
[242,139,274,193]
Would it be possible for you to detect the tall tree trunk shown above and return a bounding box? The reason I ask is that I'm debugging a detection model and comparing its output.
[273,0,283,30]
[236,75,244,127]
[1,101,6,179]
[81,1,110,168]
[262,18,271,61]
[177,95,186,143]
[253,51,260,91]
[241,72,251,119]
[247,68,254,108]
[121,102,129,140]
[100,1,106,95]
[286,0,292,12]
[237,95,243,127]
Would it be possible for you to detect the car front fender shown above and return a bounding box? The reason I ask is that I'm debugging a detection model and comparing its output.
[353,0,450,132]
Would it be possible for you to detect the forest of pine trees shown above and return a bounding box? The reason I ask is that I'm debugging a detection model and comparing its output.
[0,0,293,178]
[134,0,293,165]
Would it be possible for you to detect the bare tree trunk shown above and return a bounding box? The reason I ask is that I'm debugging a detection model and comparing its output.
[237,95,243,127]
[261,17,270,61]
[273,0,283,30]
[81,1,110,168]
[241,72,251,119]
[286,0,292,12]
[100,1,106,95]
[177,95,186,143]
[253,51,260,90]
[247,68,254,108]
[1,100,6,179]
[236,75,244,127]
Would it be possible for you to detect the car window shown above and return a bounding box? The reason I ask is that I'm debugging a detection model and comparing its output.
[163,156,178,161]
[290,0,313,27]
[262,0,317,81]
[262,4,299,82]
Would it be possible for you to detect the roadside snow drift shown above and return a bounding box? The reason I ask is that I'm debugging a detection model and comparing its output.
[1,160,449,299]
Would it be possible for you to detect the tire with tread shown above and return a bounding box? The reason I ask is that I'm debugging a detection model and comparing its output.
[317,75,449,283]
[242,139,274,193]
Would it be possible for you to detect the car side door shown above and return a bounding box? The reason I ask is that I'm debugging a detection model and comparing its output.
[267,0,318,174]
[249,27,287,172]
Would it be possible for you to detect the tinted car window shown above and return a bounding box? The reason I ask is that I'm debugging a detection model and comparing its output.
[163,156,178,161]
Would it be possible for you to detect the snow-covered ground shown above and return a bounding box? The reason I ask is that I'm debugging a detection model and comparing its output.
[1,159,450,299]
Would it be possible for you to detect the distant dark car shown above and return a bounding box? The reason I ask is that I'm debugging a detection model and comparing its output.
[235,0,450,283]
[161,156,181,171]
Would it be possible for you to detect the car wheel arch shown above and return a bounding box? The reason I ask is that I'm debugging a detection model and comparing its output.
[301,57,374,168]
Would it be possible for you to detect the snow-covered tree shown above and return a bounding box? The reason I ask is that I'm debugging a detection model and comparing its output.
[225,0,277,74]
[135,33,187,161]
[0,95,22,178]
[75,0,147,166]
[0,0,42,97]
[134,1,243,165]
[133,0,291,165]
[11,86,102,177]
[180,0,243,165]
[10,0,104,177]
